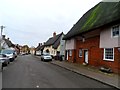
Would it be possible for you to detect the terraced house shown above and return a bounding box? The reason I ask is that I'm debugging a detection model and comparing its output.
[63,2,120,73]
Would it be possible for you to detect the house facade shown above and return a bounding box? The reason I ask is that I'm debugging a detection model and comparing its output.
[64,2,120,73]
[35,43,44,55]
[0,35,15,51]
[30,46,36,54]
[0,35,9,51]
[65,38,76,62]
[43,32,65,58]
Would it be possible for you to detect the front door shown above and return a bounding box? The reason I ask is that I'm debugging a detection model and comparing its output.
[67,51,68,60]
[84,50,88,64]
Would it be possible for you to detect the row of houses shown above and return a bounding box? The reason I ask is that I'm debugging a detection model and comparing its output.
[0,35,31,55]
[0,35,20,53]
[35,32,65,58]
[35,2,120,73]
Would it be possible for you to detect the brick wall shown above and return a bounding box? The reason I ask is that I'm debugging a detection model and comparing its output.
[76,36,102,66]
[75,35,120,73]
[99,48,120,73]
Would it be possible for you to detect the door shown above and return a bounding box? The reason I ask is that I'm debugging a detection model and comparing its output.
[84,50,88,64]
[67,51,68,60]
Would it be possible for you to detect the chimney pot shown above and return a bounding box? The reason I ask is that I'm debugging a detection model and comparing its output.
[53,32,56,37]
[2,35,5,39]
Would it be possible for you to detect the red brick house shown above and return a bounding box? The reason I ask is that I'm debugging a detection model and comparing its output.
[63,2,120,73]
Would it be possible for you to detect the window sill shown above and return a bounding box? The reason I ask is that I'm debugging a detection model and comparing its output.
[103,59,114,62]
[112,36,119,38]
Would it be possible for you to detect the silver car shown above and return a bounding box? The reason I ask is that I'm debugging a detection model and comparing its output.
[41,53,52,61]
[1,49,16,62]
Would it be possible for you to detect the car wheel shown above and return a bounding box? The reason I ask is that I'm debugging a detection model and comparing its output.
[41,58,43,61]
[6,63,8,66]
[43,59,45,62]
[8,61,10,64]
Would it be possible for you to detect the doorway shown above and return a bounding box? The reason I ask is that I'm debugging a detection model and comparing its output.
[84,50,88,64]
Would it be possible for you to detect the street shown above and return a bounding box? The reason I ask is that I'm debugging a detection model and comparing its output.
[2,55,115,88]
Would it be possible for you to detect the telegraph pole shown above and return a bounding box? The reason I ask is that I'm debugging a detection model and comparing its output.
[0,25,5,36]
[0,25,5,51]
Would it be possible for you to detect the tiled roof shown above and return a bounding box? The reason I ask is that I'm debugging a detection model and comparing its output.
[44,32,63,49]
[63,2,120,40]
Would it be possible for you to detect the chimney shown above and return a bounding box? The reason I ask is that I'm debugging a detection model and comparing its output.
[38,43,42,46]
[40,43,42,46]
[2,35,5,39]
[38,43,41,46]
[53,32,56,37]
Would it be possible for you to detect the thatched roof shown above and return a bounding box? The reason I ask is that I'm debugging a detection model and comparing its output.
[44,32,63,49]
[63,2,120,40]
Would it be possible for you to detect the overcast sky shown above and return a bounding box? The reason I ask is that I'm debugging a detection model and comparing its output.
[0,0,102,47]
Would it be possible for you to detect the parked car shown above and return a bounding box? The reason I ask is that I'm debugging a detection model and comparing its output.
[1,49,17,62]
[41,53,52,61]
[0,54,10,69]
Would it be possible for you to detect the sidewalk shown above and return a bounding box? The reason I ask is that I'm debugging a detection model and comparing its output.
[50,60,120,89]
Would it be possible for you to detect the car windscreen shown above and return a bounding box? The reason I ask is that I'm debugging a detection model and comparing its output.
[43,53,50,56]
[1,50,14,54]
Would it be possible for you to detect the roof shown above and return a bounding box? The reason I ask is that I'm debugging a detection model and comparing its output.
[63,2,120,40]
[4,39,14,47]
[44,32,63,49]
[36,45,44,51]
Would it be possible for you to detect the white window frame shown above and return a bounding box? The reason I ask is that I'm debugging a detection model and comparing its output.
[103,48,114,61]
[111,25,120,38]
[79,49,82,57]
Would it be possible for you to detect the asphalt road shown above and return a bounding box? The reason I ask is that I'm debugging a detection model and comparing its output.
[2,55,116,88]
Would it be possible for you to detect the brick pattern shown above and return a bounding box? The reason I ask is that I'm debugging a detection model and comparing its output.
[72,35,120,73]
[99,48,120,73]
[76,36,102,66]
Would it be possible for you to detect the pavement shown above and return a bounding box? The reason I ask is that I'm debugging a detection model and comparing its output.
[50,60,120,89]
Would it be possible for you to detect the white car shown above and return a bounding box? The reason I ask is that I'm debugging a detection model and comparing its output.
[41,53,52,61]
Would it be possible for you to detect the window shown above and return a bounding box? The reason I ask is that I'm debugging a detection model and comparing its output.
[79,49,82,57]
[112,25,120,37]
[69,50,72,56]
[104,48,114,61]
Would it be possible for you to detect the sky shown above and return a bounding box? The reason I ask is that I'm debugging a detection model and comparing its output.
[0,0,103,47]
